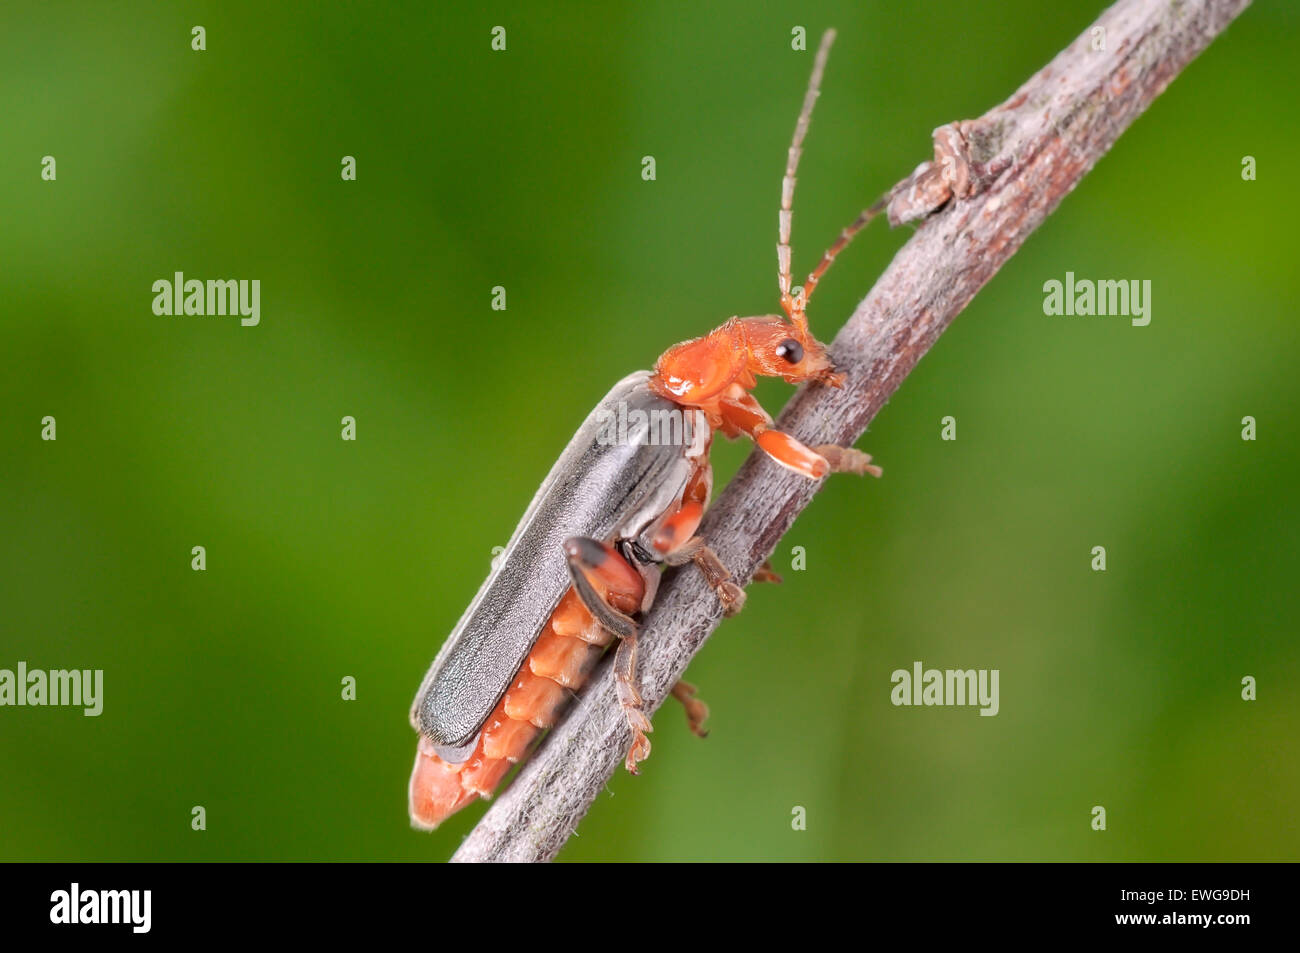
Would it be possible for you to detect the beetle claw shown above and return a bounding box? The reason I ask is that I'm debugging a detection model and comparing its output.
[719,581,746,615]
[625,730,652,774]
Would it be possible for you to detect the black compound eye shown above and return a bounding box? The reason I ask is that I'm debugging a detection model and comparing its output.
[775,338,804,364]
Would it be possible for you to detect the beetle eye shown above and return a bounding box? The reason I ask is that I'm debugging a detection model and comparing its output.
[775,338,803,364]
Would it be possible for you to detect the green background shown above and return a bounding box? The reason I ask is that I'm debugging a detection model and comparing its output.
[2,0,1296,862]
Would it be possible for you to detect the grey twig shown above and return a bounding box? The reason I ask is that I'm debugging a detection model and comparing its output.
[451,0,1251,862]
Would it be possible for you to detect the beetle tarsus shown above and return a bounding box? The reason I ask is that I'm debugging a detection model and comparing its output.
[661,536,746,615]
[671,679,711,738]
[754,560,783,584]
[718,580,746,615]
[614,633,653,773]
[624,729,653,774]
[812,444,882,477]
[690,542,747,616]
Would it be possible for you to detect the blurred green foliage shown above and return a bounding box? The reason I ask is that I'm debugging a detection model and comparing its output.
[1,0,1296,861]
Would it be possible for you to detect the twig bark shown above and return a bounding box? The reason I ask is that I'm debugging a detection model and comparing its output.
[451,0,1251,862]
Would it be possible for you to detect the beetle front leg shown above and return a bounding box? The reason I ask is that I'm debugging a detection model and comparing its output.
[756,430,882,479]
[718,389,881,480]
[812,444,883,477]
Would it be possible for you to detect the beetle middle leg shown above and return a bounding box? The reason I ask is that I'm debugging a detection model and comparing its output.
[651,494,747,616]
[660,537,746,615]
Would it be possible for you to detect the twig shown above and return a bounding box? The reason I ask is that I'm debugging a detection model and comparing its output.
[451,0,1252,862]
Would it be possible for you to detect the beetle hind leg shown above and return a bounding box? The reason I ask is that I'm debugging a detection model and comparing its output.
[671,679,710,738]
[614,633,653,773]
[564,535,654,773]
[563,537,641,637]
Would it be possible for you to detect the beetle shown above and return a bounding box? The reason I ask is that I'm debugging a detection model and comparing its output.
[409,29,883,830]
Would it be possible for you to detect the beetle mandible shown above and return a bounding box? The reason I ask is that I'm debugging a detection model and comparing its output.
[410,29,883,830]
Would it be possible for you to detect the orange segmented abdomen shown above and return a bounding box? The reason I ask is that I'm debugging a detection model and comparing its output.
[409,589,613,830]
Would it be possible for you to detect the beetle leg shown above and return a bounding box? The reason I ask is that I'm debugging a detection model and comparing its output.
[717,388,774,436]
[753,429,834,478]
[614,633,654,773]
[691,543,747,615]
[670,679,710,738]
[651,500,705,555]
[563,537,641,638]
[717,390,829,479]
[563,536,655,772]
[715,387,881,480]
[758,433,881,477]
[812,444,883,477]
[754,559,783,584]
[662,536,746,615]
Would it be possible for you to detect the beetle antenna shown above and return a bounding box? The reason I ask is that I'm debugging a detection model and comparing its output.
[793,195,887,325]
[778,28,835,322]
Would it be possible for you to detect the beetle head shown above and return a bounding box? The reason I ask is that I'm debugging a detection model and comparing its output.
[737,315,842,388]
[651,313,842,407]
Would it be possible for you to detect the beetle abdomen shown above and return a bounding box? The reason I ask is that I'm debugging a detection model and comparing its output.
[409,588,611,829]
